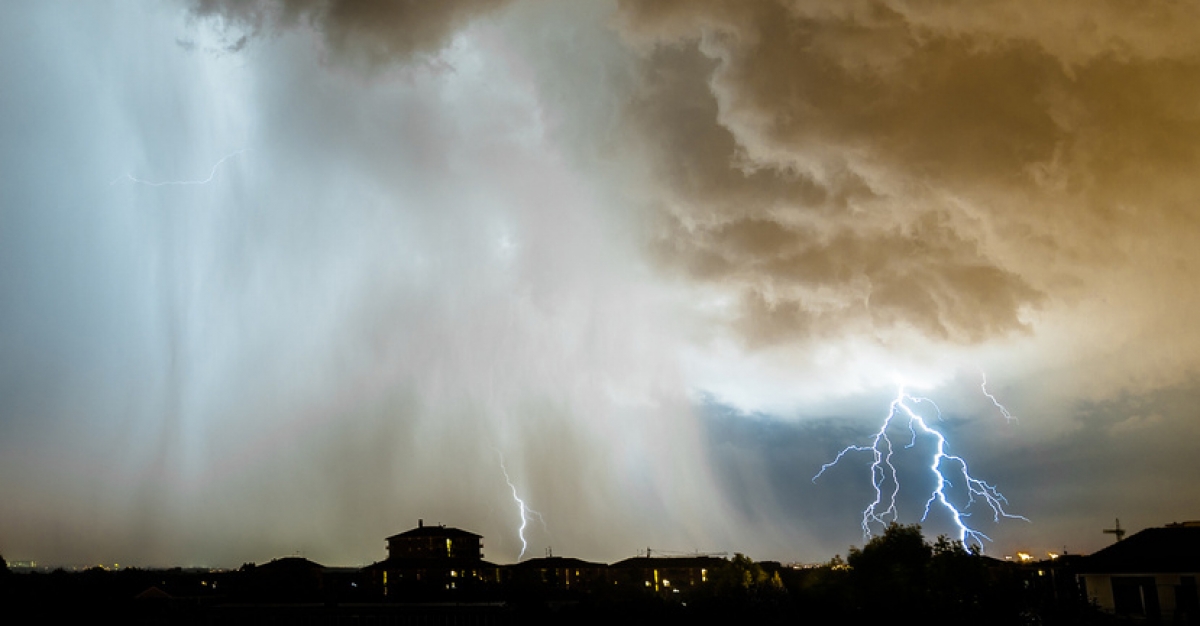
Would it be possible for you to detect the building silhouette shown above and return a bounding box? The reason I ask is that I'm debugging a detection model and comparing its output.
[1078,521,1200,622]
[366,520,500,597]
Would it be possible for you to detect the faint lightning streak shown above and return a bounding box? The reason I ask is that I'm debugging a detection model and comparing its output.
[497,452,546,561]
[113,149,247,187]
[813,384,1027,551]
[980,370,1017,422]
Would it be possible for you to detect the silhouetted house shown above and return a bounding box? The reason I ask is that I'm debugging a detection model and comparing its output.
[366,520,500,597]
[608,555,727,594]
[387,519,483,560]
[241,557,326,601]
[503,556,608,593]
[1078,522,1200,622]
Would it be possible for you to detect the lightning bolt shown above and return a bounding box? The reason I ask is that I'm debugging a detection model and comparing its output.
[980,370,1017,423]
[112,149,246,186]
[813,381,1027,551]
[497,452,546,561]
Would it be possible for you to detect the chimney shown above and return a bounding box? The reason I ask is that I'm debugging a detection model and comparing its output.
[418,519,424,528]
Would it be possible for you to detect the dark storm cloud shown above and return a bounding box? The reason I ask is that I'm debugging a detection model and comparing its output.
[190,0,516,65]
[188,0,1200,375]
[179,0,1200,388]
[653,211,1040,345]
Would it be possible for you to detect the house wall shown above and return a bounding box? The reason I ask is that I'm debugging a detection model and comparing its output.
[1082,573,1114,612]
[1083,572,1200,621]
[387,535,481,560]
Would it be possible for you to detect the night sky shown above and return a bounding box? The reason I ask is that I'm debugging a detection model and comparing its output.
[2,0,1200,568]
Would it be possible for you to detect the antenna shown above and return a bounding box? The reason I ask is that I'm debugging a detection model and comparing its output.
[1103,518,1126,543]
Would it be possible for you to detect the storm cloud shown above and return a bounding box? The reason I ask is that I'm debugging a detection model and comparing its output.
[2,0,1199,568]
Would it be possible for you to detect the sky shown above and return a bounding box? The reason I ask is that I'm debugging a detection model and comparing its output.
[2,0,1199,568]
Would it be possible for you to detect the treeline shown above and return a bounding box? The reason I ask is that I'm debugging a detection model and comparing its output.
[780,524,1031,624]
[685,523,1116,626]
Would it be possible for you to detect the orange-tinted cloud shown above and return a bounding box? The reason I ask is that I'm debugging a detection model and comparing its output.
[611,0,1200,366]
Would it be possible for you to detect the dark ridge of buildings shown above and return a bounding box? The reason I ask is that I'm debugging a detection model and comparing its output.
[24,517,1200,623]
[360,520,738,598]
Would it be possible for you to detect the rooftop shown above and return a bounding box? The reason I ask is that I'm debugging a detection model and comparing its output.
[1078,522,1200,574]
[387,523,482,541]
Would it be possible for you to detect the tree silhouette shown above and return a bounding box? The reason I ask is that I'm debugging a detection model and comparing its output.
[847,523,932,615]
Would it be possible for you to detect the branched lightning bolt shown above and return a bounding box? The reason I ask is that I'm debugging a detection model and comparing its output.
[497,452,546,561]
[112,149,247,187]
[813,383,1027,551]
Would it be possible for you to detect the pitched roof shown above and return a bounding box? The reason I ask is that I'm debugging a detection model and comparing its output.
[609,555,728,569]
[506,556,606,570]
[1078,523,1200,574]
[387,525,482,541]
[257,556,326,571]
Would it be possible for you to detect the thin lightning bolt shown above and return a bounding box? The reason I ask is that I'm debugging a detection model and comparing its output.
[980,370,1017,422]
[112,149,246,186]
[813,382,1027,551]
[497,452,546,561]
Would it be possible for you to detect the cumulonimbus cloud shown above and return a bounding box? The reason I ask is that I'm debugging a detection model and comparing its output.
[192,0,1200,385]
